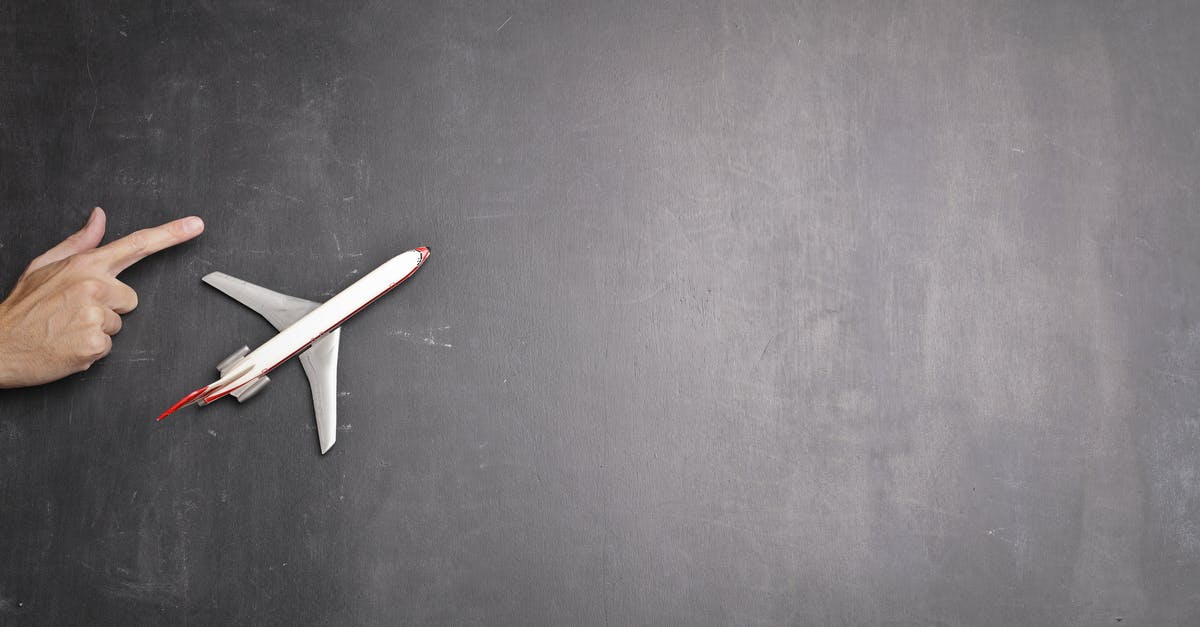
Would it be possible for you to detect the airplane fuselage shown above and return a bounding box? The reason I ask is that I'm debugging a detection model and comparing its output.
[159,247,429,421]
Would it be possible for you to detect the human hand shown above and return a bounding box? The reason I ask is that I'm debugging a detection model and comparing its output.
[0,207,204,388]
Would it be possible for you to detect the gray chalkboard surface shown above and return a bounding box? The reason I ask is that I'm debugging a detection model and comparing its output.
[2,1,1199,625]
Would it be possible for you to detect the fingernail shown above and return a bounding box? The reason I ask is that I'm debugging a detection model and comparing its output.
[182,216,204,235]
[87,207,101,225]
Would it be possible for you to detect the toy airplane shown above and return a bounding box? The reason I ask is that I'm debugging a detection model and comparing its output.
[158,246,430,453]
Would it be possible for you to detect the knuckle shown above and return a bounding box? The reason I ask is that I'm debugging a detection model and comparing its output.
[74,278,103,298]
[127,231,150,253]
[81,305,106,327]
[83,334,112,358]
[66,252,93,268]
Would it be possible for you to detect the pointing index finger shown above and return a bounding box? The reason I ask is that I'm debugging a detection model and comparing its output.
[95,216,204,275]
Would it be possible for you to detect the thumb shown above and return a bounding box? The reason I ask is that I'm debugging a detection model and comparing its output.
[25,207,107,274]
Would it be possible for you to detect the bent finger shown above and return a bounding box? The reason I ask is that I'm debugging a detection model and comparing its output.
[101,309,123,335]
[80,333,113,363]
[92,216,204,275]
[25,207,106,275]
[103,280,139,314]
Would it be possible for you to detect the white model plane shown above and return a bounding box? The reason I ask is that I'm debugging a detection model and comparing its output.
[158,246,430,453]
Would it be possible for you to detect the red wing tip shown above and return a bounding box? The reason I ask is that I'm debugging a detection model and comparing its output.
[158,386,209,421]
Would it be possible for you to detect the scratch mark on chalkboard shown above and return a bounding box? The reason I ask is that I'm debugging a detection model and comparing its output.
[985,527,1021,548]
[234,180,304,204]
[1041,132,1104,167]
[331,232,363,259]
[387,325,453,348]
[186,256,214,274]
[757,331,781,364]
[102,579,179,603]
[1152,366,1196,385]
[496,15,513,32]
[465,212,527,221]
[73,368,125,386]
[113,349,158,365]
[615,283,667,306]
[85,56,98,128]
[332,268,360,288]
[891,496,965,520]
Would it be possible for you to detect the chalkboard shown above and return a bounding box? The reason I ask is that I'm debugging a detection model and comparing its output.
[2,1,1199,624]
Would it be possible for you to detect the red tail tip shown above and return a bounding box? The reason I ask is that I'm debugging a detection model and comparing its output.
[158,386,208,421]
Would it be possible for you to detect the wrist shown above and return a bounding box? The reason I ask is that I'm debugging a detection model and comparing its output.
[0,302,25,388]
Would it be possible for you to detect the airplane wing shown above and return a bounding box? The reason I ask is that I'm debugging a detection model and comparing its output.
[299,330,339,454]
[201,272,321,331]
[202,272,342,454]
